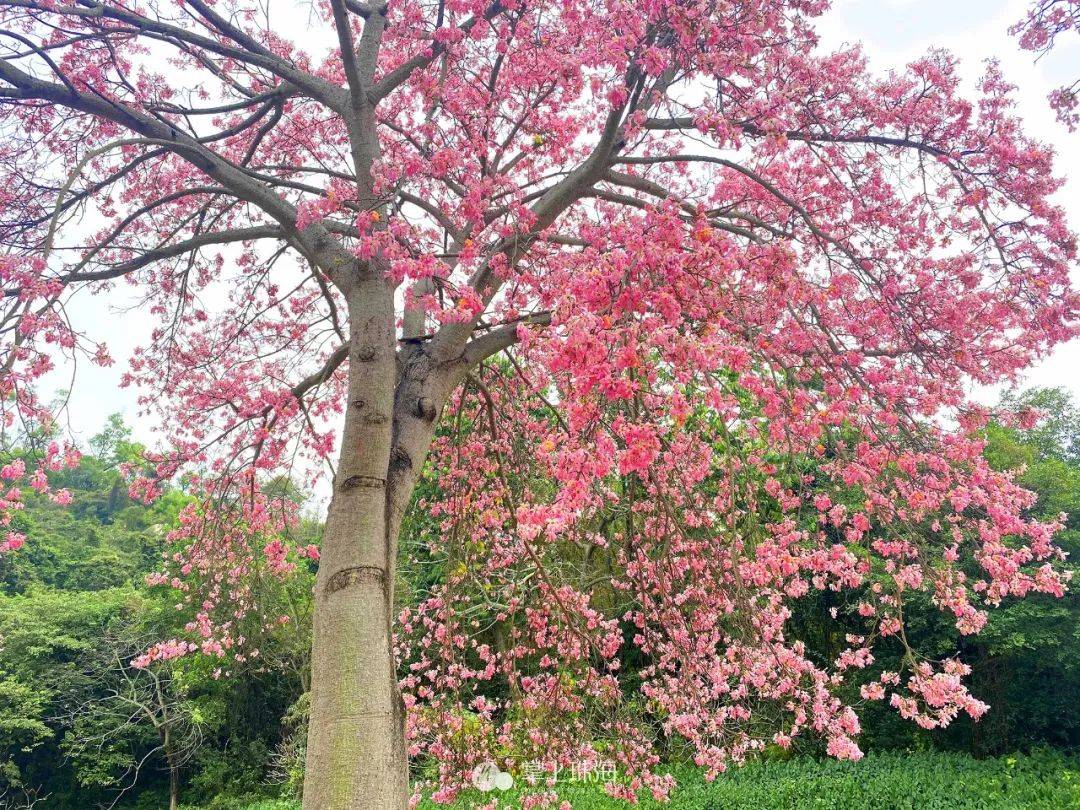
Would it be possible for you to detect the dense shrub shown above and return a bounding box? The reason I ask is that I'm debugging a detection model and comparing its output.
[186,751,1079,809]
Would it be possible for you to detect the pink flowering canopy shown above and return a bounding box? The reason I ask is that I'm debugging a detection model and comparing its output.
[1012,0,1080,129]
[0,0,1076,804]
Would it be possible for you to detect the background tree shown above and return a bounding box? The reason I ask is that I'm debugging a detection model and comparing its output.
[0,785,50,810]
[0,675,50,795]
[63,634,204,810]
[0,1,1075,808]
[0,588,148,803]
[0,421,312,807]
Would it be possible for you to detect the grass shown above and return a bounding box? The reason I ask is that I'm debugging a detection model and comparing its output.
[187,750,1080,809]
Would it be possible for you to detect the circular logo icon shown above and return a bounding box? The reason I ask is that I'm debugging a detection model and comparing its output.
[471,761,499,791]
[493,770,514,791]
[471,761,514,792]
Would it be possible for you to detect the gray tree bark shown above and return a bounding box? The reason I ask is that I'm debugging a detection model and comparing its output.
[302,273,462,810]
[303,277,404,809]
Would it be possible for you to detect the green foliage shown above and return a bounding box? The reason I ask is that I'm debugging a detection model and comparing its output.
[2,396,1079,807]
[0,415,187,594]
[997,388,1080,465]
[0,675,51,787]
[0,585,147,793]
[187,739,278,808]
[195,751,1080,809]
[266,692,309,799]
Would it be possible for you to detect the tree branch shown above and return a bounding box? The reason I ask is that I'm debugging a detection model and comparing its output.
[0,0,345,111]
[0,56,361,291]
[367,1,504,103]
[462,312,552,365]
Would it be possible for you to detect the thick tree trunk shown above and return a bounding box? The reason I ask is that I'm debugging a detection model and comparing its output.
[301,267,464,809]
[303,281,408,810]
[303,516,408,809]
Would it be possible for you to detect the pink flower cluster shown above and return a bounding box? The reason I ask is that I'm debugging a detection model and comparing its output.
[1011,1,1080,128]
[135,479,309,671]
[0,442,80,554]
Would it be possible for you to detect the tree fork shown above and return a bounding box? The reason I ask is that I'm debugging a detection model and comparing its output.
[303,283,464,809]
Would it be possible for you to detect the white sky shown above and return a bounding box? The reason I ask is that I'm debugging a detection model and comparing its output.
[43,0,1079,453]
[815,0,1080,403]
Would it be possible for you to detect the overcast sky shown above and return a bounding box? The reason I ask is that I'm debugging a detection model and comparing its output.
[816,0,1080,403]
[42,0,1079,454]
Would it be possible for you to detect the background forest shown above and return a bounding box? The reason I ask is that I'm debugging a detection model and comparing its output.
[1,388,1078,809]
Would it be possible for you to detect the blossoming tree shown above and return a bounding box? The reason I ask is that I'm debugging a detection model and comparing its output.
[0,0,1075,808]
[1012,0,1080,129]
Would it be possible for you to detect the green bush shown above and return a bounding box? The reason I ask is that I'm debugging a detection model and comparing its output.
[183,750,1080,809]
[406,750,1080,809]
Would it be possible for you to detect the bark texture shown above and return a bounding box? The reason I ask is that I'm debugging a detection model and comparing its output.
[302,276,460,809]
[303,281,407,810]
